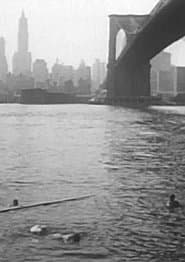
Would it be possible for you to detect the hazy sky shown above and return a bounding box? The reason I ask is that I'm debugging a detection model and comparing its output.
[0,0,184,70]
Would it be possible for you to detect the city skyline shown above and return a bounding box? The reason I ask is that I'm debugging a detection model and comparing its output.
[0,11,106,77]
[0,10,105,96]
[0,0,160,70]
[1,10,107,73]
[0,0,185,71]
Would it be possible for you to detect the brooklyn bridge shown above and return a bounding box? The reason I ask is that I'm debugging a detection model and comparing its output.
[106,0,185,103]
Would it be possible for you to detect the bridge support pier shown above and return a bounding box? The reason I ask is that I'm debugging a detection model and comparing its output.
[107,61,151,105]
[106,14,151,104]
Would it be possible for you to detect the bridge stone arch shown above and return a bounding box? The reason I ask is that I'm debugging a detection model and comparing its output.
[108,15,149,63]
[116,29,127,59]
[107,14,149,97]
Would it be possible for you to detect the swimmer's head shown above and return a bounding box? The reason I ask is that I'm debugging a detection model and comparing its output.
[170,194,175,201]
[72,233,81,243]
[13,199,19,206]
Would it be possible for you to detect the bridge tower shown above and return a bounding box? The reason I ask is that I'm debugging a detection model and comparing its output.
[107,14,150,101]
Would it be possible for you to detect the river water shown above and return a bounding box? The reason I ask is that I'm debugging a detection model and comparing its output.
[1,104,185,261]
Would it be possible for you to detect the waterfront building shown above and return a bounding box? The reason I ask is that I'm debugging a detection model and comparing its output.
[51,60,75,92]
[51,60,91,95]
[62,65,74,85]
[20,88,76,104]
[63,80,75,94]
[6,73,34,92]
[12,11,32,76]
[75,60,90,83]
[77,78,91,95]
[175,66,185,95]
[75,60,91,95]
[91,59,106,93]
[51,60,62,86]
[151,52,175,96]
[33,59,48,88]
[0,37,8,82]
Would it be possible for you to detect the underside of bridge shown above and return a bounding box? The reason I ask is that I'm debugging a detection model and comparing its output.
[107,0,185,100]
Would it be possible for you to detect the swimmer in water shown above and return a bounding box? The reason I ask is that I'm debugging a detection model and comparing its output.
[30,225,81,243]
[51,232,81,243]
[9,199,19,207]
[167,194,181,209]
[30,225,47,235]
[12,199,19,207]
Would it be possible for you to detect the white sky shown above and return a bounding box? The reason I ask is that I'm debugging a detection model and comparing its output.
[0,0,184,71]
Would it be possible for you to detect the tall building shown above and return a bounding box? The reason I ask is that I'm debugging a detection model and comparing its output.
[175,67,185,95]
[74,60,91,84]
[51,60,91,94]
[151,52,175,96]
[62,65,74,84]
[75,60,91,95]
[51,60,75,90]
[33,59,48,88]
[51,60,63,86]
[0,37,8,82]
[92,59,106,92]
[12,11,32,76]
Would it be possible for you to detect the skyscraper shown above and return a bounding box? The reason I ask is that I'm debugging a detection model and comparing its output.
[51,60,75,88]
[12,11,32,76]
[92,59,106,92]
[75,60,91,95]
[151,52,175,96]
[0,37,8,82]
[33,59,48,88]
[74,60,91,85]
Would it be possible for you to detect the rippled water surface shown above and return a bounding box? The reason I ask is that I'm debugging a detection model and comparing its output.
[1,104,185,261]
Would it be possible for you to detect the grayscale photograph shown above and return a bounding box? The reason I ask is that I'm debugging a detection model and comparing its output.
[0,0,185,261]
